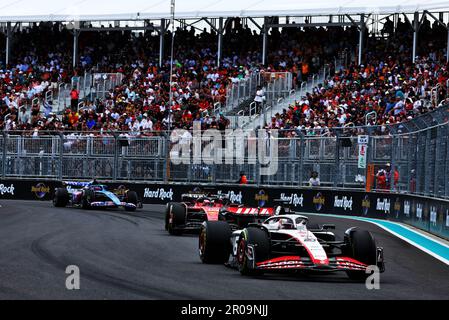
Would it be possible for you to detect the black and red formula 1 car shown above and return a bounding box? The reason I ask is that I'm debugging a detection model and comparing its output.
[199,214,385,280]
[164,191,275,235]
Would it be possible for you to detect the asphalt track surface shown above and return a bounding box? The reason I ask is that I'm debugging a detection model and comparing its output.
[1,200,449,300]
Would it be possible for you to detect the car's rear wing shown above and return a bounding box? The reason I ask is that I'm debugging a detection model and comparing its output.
[273,199,303,215]
[182,192,230,203]
[226,207,274,216]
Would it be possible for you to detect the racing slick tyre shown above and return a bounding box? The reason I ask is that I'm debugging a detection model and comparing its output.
[199,221,232,264]
[237,227,270,276]
[53,188,69,207]
[164,202,173,230]
[167,203,186,235]
[82,190,95,210]
[124,191,138,212]
[345,229,377,281]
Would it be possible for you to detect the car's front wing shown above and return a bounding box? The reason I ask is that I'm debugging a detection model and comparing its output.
[90,201,137,209]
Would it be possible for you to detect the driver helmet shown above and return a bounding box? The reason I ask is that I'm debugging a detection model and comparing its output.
[280,218,293,229]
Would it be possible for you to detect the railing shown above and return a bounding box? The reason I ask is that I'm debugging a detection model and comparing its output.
[235,102,258,126]
[45,90,53,105]
[431,84,441,106]
[89,73,124,100]
[365,111,377,125]
[225,71,292,114]
[299,82,307,97]
[225,72,260,112]
[311,74,318,88]
[213,102,221,114]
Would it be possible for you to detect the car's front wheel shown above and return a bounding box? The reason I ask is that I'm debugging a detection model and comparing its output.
[237,227,270,276]
[53,188,69,207]
[345,229,377,280]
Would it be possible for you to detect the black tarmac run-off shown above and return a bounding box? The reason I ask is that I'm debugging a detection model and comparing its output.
[0,200,448,299]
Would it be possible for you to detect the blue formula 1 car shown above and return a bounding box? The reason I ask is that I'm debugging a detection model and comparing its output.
[53,181,141,211]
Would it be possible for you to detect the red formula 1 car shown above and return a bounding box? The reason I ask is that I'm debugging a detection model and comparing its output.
[164,191,275,235]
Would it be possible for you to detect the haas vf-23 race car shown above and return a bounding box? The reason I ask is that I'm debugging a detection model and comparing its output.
[165,191,275,235]
[53,181,141,211]
[199,213,385,280]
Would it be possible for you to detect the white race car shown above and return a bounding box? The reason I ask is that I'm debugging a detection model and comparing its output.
[199,213,385,280]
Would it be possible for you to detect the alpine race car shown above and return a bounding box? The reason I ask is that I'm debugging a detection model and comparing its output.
[53,181,141,211]
[165,191,275,235]
[199,213,385,280]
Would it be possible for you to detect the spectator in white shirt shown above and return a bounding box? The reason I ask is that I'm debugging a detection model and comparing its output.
[309,171,321,187]
[254,86,265,113]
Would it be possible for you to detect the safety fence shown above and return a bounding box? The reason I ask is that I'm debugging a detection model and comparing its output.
[1,103,448,197]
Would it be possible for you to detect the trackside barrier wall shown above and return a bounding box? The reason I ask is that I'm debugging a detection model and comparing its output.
[1,179,448,241]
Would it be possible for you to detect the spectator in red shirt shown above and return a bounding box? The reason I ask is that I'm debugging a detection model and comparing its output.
[376,170,387,190]
[70,88,80,110]
[238,172,248,185]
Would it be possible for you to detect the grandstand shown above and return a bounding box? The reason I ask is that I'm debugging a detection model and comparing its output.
[0,0,449,198]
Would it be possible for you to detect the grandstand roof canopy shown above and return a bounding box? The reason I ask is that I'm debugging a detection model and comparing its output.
[0,0,449,23]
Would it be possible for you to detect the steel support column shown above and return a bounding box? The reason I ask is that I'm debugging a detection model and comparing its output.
[358,14,365,65]
[447,23,449,63]
[412,12,419,63]
[59,133,64,180]
[5,22,12,66]
[262,17,268,66]
[423,129,432,195]
[73,30,79,69]
[334,134,340,188]
[445,126,449,198]
[2,132,6,179]
[434,126,443,197]
[159,19,165,67]
[217,17,223,67]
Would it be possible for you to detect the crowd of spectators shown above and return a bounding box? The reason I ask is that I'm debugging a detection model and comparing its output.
[268,53,448,137]
[1,16,449,136]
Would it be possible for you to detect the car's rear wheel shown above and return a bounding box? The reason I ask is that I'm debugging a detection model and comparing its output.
[82,190,94,210]
[199,221,232,264]
[237,227,270,276]
[53,188,69,207]
[125,191,138,211]
[345,229,377,280]
[167,203,186,235]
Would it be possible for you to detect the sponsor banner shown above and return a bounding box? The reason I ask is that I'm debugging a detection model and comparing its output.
[0,180,59,200]
[31,183,51,200]
[1,179,449,240]
[357,135,369,145]
[0,183,15,197]
[358,144,368,169]
[143,187,175,201]
[279,192,304,208]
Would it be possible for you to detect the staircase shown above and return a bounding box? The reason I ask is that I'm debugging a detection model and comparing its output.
[242,71,327,130]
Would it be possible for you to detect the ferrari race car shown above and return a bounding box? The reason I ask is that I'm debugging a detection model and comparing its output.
[165,191,275,235]
[199,213,385,280]
[53,181,141,211]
